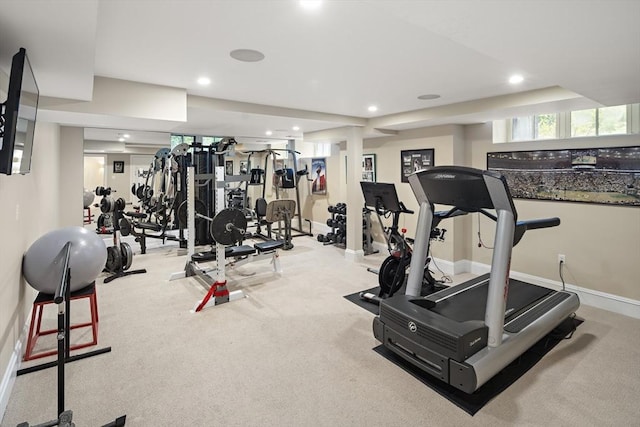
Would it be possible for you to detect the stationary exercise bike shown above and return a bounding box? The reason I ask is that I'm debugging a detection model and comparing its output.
[360,182,458,304]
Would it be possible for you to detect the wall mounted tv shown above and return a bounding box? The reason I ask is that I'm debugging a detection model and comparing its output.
[0,47,39,175]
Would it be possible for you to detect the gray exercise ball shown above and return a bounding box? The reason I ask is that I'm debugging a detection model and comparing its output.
[23,227,107,294]
[83,189,94,209]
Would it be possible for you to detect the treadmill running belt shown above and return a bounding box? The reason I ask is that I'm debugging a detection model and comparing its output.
[429,278,553,323]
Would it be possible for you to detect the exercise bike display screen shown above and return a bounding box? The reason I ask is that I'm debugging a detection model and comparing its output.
[361,182,402,212]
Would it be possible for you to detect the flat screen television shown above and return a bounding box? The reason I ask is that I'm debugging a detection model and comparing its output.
[0,47,39,175]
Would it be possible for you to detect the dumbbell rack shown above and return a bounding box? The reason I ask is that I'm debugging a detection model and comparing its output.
[324,203,347,247]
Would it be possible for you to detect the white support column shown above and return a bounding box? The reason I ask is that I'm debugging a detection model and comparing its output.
[345,126,364,262]
[187,166,195,258]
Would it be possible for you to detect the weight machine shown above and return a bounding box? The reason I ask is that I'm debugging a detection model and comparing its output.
[242,148,312,238]
[169,166,283,312]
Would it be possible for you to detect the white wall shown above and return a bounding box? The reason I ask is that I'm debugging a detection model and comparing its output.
[0,122,61,416]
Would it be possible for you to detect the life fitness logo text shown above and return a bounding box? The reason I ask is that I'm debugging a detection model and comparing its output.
[408,321,418,333]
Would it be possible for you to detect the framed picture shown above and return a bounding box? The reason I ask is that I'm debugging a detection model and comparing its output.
[487,146,640,206]
[225,160,234,175]
[113,161,124,174]
[362,154,376,182]
[239,161,248,174]
[311,157,327,195]
[400,149,434,183]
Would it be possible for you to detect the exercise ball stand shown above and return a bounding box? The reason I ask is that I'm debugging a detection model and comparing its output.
[17,242,126,427]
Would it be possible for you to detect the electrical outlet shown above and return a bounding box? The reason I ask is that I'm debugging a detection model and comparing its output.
[558,254,566,264]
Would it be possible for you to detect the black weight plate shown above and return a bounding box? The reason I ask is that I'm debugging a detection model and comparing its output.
[177,199,207,228]
[105,246,122,273]
[136,185,146,200]
[120,242,133,271]
[115,197,126,211]
[100,197,114,213]
[119,217,131,236]
[378,256,405,297]
[211,208,247,245]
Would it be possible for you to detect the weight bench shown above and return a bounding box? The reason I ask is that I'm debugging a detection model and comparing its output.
[121,211,167,254]
[191,240,284,262]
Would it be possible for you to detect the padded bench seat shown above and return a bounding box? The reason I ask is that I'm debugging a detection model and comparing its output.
[191,240,285,263]
[254,240,285,252]
[137,221,162,231]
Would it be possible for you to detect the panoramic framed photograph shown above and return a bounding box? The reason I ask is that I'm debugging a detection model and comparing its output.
[487,146,640,206]
[400,149,434,183]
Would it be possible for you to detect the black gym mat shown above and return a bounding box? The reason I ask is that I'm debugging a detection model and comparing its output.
[373,316,583,416]
[343,287,382,315]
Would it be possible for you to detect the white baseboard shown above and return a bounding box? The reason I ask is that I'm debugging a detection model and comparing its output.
[1,326,25,421]
[455,259,640,319]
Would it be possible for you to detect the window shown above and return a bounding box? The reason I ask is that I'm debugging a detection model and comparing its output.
[536,114,557,139]
[511,113,557,141]
[571,105,627,137]
[496,103,637,144]
[598,105,627,135]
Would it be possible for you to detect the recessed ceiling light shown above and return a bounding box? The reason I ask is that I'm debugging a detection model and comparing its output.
[230,49,265,62]
[368,105,378,112]
[418,94,440,100]
[509,74,524,84]
[299,0,322,10]
[292,126,300,131]
[266,130,273,136]
[118,137,125,142]
[197,76,211,85]
[123,133,130,138]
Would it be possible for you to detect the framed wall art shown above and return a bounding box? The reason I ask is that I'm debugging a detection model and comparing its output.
[400,149,434,183]
[311,157,327,195]
[113,160,124,174]
[487,146,640,206]
[362,154,376,182]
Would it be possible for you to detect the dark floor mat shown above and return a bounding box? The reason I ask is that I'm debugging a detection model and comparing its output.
[343,287,381,315]
[374,316,582,416]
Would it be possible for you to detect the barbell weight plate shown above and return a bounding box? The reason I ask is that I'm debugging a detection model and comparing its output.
[210,208,247,246]
[120,242,133,271]
[136,185,146,200]
[115,197,126,212]
[105,246,122,273]
[177,199,207,228]
[119,217,132,236]
[100,197,114,213]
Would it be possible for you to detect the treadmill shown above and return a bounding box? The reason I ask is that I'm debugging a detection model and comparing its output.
[373,166,580,393]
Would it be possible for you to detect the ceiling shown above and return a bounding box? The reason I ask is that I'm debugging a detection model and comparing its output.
[0,0,638,148]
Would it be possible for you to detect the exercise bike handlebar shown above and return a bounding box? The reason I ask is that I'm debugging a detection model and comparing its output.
[398,201,414,215]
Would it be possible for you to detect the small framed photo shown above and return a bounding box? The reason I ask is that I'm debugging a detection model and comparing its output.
[113,161,124,174]
[362,154,376,182]
[225,160,234,175]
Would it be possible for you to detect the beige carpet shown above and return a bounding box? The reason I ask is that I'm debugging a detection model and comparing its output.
[2,236,640,426]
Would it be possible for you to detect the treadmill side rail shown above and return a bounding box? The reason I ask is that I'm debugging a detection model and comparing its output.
[465,290,580,391]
